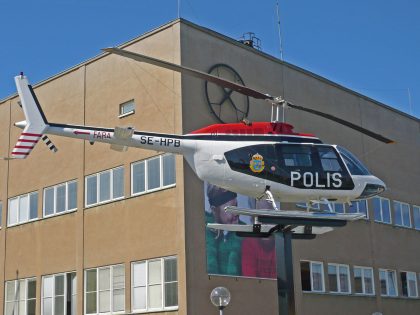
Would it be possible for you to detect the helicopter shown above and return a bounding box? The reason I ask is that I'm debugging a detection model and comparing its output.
[11,47,392,211]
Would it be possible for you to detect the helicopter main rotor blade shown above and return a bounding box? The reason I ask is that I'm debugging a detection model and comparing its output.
[103,47,394,144]
[287,102,394,144]
[103,47,274,101]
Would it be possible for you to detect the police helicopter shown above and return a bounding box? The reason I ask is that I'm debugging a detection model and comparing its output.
[11,47,392,217]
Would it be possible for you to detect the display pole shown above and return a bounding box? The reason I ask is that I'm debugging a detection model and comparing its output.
[275,231,295,315]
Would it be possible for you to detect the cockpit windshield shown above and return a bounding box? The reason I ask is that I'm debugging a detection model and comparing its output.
[337,146,371,175]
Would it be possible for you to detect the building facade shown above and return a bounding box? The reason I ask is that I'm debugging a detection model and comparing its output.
[0,19,419,315]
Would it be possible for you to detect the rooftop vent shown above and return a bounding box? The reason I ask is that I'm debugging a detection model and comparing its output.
[238,32,261,50]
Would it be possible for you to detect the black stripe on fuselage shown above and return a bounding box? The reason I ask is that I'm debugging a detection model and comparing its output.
[48,123,322,143]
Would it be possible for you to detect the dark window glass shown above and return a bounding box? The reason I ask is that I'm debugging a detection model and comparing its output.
[337,146,370,175]
[328,265,338,292]
[300,262,311,291]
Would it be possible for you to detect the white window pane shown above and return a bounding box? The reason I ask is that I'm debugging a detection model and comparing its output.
[112,288,124,312]
[120,100,135,115]
[43,276,54,297]
[163,155,175,186]
[99,172,111,202]
[18,280,25,300]
[113,168,124,199]
[132,162,145,194]
[99,268,110,291]
[382,200,391,223]
[148,260,162,285]
[388,271,397,296]
[44,188,55,216]
[56,185,66,213]
[6,281,15,301]
[19,195,29,223]
[86,176,97,205]
[133,287,146,310]
[99,290,110,313]
[148,285,162,309]
[5,301,15,315]
[18,300,25,315]
[133,262,146,287]
[364,269,374,294]
[328,265,338,292]
[112,265,125,289]
[339,266,349,292]
[29,193,38,220]
[402,204,411,227]
[9,198,18,225]
[394,202,402,225]
[71,273,77,295]
[147,158,161,190]
[414,207,420,229]
[68,181,77,210]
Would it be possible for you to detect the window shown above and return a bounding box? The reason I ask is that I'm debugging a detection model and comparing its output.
[300,261,324,292]
[132,257,178,312]
[5,278,36,315]
[401,271,418,298]
[119,100,135,117]
[85,264,125,314]
[379,269,398,297]
[413,206,420,230]
[333,203,345,213]
[43,181,77,217]
[348,200,368,218]
[393,201,411,228]
[8,192,38,226]
[373,197,391,224]
[42,272,76,315]
[85,167,124,207]
[131,154,176,196]
[354,266,374,295]
[328,264,350,293]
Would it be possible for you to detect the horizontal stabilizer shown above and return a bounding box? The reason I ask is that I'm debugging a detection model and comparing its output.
[207,223,334,235]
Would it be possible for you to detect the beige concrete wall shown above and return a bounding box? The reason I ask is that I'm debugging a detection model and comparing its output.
[180,21,420,315]
[0,20,186,315]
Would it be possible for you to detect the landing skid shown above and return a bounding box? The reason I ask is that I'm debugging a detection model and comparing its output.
[205,206,365,239]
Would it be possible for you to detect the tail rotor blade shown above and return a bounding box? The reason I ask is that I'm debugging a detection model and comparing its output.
[41,135,58,153]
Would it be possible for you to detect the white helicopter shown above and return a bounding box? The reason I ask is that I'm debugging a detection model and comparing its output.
[11,48,391,218]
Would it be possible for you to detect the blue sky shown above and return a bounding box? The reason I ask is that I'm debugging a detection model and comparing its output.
[1,0,419,118]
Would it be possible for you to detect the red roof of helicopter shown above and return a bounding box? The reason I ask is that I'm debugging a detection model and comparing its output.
[190,122,316,137]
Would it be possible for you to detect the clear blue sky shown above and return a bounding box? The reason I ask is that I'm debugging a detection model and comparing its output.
[1,0,419,118]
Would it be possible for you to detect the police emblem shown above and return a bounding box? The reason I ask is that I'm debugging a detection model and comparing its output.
[249,153,265,173]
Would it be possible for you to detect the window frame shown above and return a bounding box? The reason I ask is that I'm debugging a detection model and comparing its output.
[353,266,375,296]
[327,263,351,294]
[393,200,411,228]
[118,99,135,118]
[400,271,418,298]
[131,154,176,197]
[84,264,125,315]
[373,197,392,224]
[131,256,178,313]
[5,277,36,315]
[85,167,125,207]
[413,205,420,230]
[41,271,77,315]
[379,269,398,297]
[7,191,38,227]
[304,261,325,293]
[43,180,78,218]
[348,200,369,219]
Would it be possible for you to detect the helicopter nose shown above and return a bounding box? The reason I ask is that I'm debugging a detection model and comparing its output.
[357,183,386,199]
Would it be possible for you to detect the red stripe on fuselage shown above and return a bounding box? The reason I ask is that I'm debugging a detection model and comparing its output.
[21,132,42,137]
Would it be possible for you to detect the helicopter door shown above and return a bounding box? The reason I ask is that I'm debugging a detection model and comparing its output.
[223,144,275,190]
